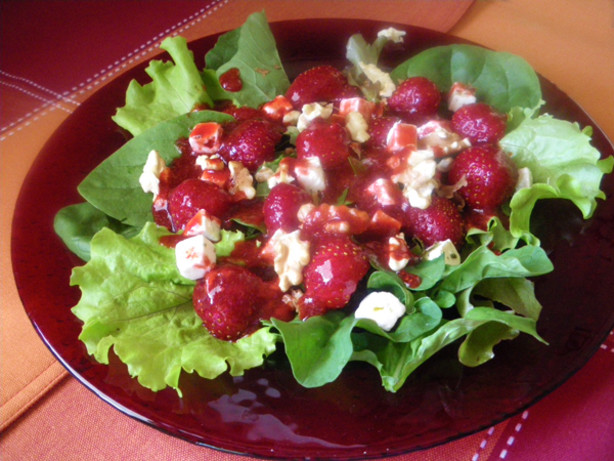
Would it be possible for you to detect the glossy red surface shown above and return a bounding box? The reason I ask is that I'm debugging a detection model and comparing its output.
[11,20,614,459]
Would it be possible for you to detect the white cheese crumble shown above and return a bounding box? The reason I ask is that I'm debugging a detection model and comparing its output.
[267,229,311,291]
[294,156,326,194]
[387,234,411,271]
[448,82,477,112]
[228,161,256,200]
[377,27,406,44]
[184,210,221,242]
[297,102,333,131]
[188,122,223,154]
[355,291,406,331]
[392,148,438,209]
[139,150,166,196]
[266,160,295,189]
[423,239,461,266]
[358,62,396,98]
[346,111,370,143]
[175,234,216,280]
[366,178,399,207]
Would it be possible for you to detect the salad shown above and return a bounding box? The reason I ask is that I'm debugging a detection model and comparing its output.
[54,12,613,396]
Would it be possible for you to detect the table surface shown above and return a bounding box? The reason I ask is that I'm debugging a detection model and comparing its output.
[2,1,613,460]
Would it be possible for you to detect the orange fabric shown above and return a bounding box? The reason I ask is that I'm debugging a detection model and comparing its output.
[2,0,613,459]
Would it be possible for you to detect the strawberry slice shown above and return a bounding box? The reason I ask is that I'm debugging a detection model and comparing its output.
[447,144,518,209]
[299,235,369,319]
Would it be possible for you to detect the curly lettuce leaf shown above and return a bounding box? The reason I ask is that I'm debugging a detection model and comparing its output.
[71,223,277,395]
[502,114,614,238]
[78,110,233,228]
[113,37,213,136]
[202,11,290,107]
[390,44,542,113]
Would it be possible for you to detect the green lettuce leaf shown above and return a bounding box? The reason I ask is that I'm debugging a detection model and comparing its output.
[502,114,614,237]
[202,11,290,107]
[78,110,233,228]
[390,44,542,113]
[113,37,214,136]
[71,223,277,395]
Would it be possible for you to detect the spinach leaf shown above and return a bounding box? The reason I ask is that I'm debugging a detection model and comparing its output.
[390,44,542,113]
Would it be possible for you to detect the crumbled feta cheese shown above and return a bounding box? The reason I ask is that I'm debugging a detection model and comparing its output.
[338,97,376,119]
[261,95,294,121]
[297,102,333,131]
[297,203,315,222]
[448,82,477,112]
[346,111,370,143]
[175,234,216,280]
[387,234,411,271]
[294,157,326,194]
[377,27,406,44]
[189,122,223,154]
[366,178,399,207]
[228,161,256,200]
[358,62,396,98]
[387,121,417,152]
[139,150,166,196]
[392,149,438,209]
[255,166,275,183]
[266,229,311,291]
[423,239,461,266]
[355,291,406,331]
[184,209,221,242]
[515,166,533,191]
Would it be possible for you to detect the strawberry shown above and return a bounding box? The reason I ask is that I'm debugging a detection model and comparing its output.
[285,65,357,109]
[168,178,231,231]
[402,196,464,247]
[219,118,283,172]
[193,265,262,341]
[299,235,369,319]
[296,118,351,169]
[451,102,507,144]
[447,144,518,209]
[366,115,400,149]
[263,183,312,232]
[388,77,441,121]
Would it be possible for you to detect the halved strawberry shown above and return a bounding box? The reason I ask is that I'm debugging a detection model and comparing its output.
[388,76,442,120]
[402,196,464,247]
[219,118,283,171]
[167,178,231,231]
[299,235,369,319]
[285,65,357,109]
[263,182,312,233]
[193,265,262,341]
[296,118,351,169]
[451,102,507,144]
[447,144,518,209]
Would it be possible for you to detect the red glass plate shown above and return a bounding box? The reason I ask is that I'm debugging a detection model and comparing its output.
[11,19,614,459]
